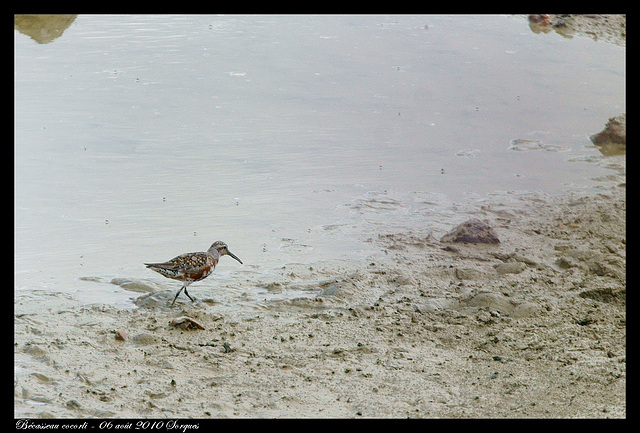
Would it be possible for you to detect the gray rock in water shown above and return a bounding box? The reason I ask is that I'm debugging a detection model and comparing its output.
[590,114,626,145]
[441,218,500,244]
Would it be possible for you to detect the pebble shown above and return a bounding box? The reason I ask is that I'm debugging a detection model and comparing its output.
[66,400,81,410]
[441,219,500,244]
[131,333,158,345]
[170,317,205,330]
[528,14,551,25]
[494,262,526,275]
[492,355,512,363]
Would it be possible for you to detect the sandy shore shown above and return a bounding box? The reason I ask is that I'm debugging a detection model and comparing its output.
[15,166,625,418]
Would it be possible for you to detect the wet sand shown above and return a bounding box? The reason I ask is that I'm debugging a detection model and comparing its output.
[15,171,625,418]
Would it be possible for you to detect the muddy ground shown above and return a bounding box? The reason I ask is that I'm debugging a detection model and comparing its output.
[15,167,625,418]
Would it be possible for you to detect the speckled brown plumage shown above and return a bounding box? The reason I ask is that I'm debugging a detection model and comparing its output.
[145,241,242,306]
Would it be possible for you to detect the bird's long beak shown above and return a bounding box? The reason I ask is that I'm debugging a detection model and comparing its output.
[227,251,243,264]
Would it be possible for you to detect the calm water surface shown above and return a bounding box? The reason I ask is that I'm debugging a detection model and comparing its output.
[15,15,625,306]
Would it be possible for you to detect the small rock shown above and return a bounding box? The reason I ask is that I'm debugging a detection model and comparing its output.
[467,292,514,313]
[528,14,551,26]
[131,333,158,345]
[170,316,205,330]
[590,114,626,145]
[476,311,496,325]
[66,400,81,410]
[21,387,32,399]
[494,262,526,275]
[317,282,340,297]
[552,18,567,28]
[31,373,55,383]
[441,219,500,244]
[331,348,346,357]
[555,257,574,269]
[578,287,625,305]
[114,330,128,341]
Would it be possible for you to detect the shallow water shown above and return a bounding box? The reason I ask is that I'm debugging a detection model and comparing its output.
[15,15,624,308]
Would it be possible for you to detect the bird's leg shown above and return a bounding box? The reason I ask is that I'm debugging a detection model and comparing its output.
[184,287,196,302]
[171,283,187,306]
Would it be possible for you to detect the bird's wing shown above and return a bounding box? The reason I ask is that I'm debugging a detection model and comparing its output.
[145,261,180,271]
[146,252,210,273]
